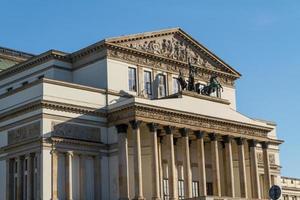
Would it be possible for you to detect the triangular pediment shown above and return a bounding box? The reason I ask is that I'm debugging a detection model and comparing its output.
[106,28,241,77]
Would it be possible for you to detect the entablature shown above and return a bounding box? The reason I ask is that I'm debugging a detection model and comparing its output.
[107,102,281,144]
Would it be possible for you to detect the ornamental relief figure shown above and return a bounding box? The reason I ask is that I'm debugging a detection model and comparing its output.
[124,37,215,69]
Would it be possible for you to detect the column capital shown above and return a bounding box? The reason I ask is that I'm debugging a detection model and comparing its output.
[209,133,218,141]
[116,124,128,134]
[50,149,58,155]
[66,151,74,157]
[235,137,245,145]
[261,141,269,149]
[194,131,205,139]
[222,135,233,143]
[179,128,189,137]
[163,126,175,135]
[248,139,258,147]
[130,120,142,130]
[147,123,159,132]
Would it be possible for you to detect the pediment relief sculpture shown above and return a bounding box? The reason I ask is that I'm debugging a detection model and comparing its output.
[120,36,216,70]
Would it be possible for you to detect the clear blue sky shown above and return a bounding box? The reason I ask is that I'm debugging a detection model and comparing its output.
[1,0,299,177]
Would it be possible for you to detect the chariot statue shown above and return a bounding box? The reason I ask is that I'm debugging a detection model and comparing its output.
[201,75,223,96]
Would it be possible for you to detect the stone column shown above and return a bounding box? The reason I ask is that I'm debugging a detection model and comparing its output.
[80,155,86,199]
[51,150,58,200]
[194,131,207,197]
[26,154,33,200]
[164,126,178,200]
[236,138,248,198]
[6,158,13,200]
[223,136,235,197]
[66,151,73,200]
[179,128,192,198]
[248,140,261,199]
[130,120,145,200]
[94,154,102,200]
[116,124,130,200]
[262,142,271,198]
[209,133,221,197]
[147,123,161,200]
[158,132,164,199]
[35,152,41,200]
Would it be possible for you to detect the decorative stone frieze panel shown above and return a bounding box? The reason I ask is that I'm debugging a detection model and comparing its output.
[257,152,276,165]
[8,122,40,145]
[52,122,101,142]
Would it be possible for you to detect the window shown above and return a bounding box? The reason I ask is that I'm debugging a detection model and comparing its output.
[158,74,166,97]
[192,181,199,197]
[178,179,185,200]
[144,71,152,95]
[163,178,169,200]
[172,77,179,94]
[128,67,137,92]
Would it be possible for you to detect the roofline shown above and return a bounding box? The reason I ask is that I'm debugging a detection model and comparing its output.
[177,28,241,77]
[104,27,241,77]
[105,27,181,42]
[282,176,300,181]
[0,46,35,58]
[0,49,70,79]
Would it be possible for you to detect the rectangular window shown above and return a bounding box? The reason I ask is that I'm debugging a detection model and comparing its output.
[128,67,137,92]
[192,181,199,197]
[172,77,179,94]
[144,71,152,95]
[158,74,166,97]
[163,178,169,200]
[178,179,185,200]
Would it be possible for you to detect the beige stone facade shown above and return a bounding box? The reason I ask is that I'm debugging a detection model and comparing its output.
[0,28,294,200]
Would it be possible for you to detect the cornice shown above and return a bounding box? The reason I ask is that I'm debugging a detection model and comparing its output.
[0,99,107,123]
[0,50,71,80]
[105,28,241,77]
[0,78,107,100]
[165,90,231,105]
[0,46,34,59]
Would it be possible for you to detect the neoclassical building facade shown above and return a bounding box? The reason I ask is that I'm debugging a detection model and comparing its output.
[0,28,293,200]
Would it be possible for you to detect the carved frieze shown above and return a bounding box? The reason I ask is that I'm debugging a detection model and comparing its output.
[121,35,213,68]
[52,122,101,142]
[257,152,276,165]
[8,122,40,145]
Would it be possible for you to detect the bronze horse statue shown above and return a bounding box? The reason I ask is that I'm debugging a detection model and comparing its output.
[201,75,223,96]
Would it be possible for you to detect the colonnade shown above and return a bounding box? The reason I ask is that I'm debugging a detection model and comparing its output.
[51,150,102,200]
[6,153,40,200]
[116,120,272,200]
